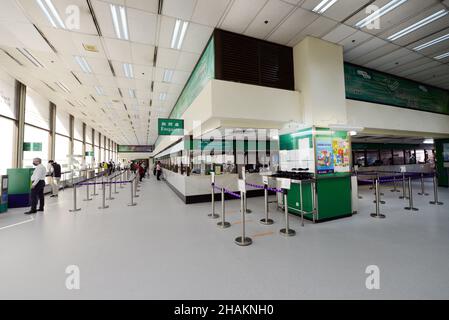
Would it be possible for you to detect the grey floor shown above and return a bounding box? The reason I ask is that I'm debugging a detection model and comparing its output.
[0,176,448,300]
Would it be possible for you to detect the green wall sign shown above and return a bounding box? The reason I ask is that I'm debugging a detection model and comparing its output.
[169,38,215,119]
[345,63,449,115]
[23,142,42,152]
[158,119,184,136]
[85,151,94,156]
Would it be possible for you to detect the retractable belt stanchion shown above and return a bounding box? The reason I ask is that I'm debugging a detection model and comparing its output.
[107,177,115,200]
[208,174,219,219]
[404,177,418,211]
[134,175,139,198]
[356,172,363,199]
[114,175,119,194]
[429,173,444,205]
[312,181,317,223]
[235,189,252,246]
[299,181,305,227]
[92,175,98,196]
[370,179,385,219]
[217,188,231,229]
[260,182,274,225]
[391,173,400,193]
[399,172,409,200]
[373,176,386,205]
[280,189,296,237]
[83,180,92,202]
[418,173,429,196]
[120,171,124,189]
[128,177,136,207]
[99,180,109,210]
[69,182,81,212]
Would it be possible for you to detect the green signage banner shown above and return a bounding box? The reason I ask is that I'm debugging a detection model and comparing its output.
[23,142,42,152]
[169,37,215,119]
[158,119,184,136]
[345,63,449,115]
[85,151,94,156]
[117,145,154,153]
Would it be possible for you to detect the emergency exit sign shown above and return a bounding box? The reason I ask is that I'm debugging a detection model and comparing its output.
[158,119,184,136]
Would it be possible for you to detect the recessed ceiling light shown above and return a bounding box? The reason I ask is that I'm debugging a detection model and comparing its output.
[123,63,134,78]
[83,44,99,52]
[159,92,168,101]
[16,48,44,68]
[95,86,104,96]
[55,81,71,93]
[163,69,174,83]
[110,4,129,40]
[171,19,189,50]
[36,0,66,29]
[388,9,449,41]
[434,51,449,60]
[355,0,408,29]
[413,33,449,51]
[312,0,338,14]
[75,56,92,74]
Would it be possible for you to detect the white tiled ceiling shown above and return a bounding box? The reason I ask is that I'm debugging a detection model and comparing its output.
[0,0,448,146]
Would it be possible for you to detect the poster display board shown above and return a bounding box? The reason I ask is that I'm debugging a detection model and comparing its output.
[315,129,351,175]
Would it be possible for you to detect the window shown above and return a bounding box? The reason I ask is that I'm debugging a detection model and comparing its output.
[380,150,393,165]
[23,125,49,168]
[86,144,94,167]
[393,150,405,165]
[353,151,365,167]
[366,150,379,166]
[74,119,83,141]
[94,146,100,165]
[55,135,70,170]
[74,140,83,157]
[25,88,50,130]
[56,108,70,136]
[416,150,425,164]
[0,68,16,119]
[0,117,15,174]
[86,126,93,144]
[405,150,416,164]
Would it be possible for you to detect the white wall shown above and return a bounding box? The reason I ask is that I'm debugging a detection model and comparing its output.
[347,99,449,136]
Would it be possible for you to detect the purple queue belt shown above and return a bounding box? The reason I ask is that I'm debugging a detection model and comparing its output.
[213,185,241,199]
[245,182,283,194]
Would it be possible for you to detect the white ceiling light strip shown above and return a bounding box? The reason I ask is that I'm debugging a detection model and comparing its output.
[163,69,174,83]
[388,9,449,41]
[110,4,129,40]
[55,81,71,93]
[171,19,189,50]
[16,48,44,67]
[36,0,66,29]
[355,0,408,29]
[75,56,92,74]
[413,33,449,51]
[123,63,134,79]
[95,86,104,96]
[434,52,449,60]
[129,88,137,98]
[312,0,338,14]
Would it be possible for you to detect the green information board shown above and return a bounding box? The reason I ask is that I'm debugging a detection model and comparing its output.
[169,38,215,119]
[345,63,449,115]
[158,119,184,136]
[85,151,94,156]
[23,142,42,152]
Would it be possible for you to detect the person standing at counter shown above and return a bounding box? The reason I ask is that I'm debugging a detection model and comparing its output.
[48,160,61,198]
[156,161,162,181]
[25,158,47,215]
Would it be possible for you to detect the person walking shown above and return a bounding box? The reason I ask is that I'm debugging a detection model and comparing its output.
[48,160,61,198]
[25,158,47,214]
[138,162,145,182]
[156,161,162,181]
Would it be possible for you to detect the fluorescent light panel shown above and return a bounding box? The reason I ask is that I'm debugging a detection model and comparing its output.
[413,33,449,51]
[110,4,129,40]
[123,63,134,78]
[95,86,104,96]
[163,69,174,83]
[55,81,70,93]
[355,0,408,29]
[159,92,167,101]
[313,0,338,14]
[129,88,136,98]
[171,19,189,50]
[17,48,44,67]
[36,0,66,29]
[75,56,92,73]
[388,9,449,41]
[434,51,449,60]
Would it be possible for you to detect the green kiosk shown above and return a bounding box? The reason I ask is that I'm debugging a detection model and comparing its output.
[0,175,8,213]
[6,168,34,208]
[280,127,353,222]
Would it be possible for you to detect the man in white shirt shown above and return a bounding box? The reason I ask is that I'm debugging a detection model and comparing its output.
[25,158,47,215]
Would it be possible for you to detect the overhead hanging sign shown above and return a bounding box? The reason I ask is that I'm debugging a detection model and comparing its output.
[23,142,42,152]
[158,119,184,136]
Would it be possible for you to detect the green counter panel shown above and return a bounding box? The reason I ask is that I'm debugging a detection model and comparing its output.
[287,175,352,221]
[7,169,34,194]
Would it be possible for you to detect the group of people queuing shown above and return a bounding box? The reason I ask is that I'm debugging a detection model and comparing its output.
[130,161,148,182]
[100,160,119,176]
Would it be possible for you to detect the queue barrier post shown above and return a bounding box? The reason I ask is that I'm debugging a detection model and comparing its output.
[235,190,252,246]
[260,184,274,225]
[69,183,81,213]
[98,181,109,210]
[83,181,92,202]
[128,178,136,207]
[399,173,409,200]
[208,183,219,219]
[429,174,444,205]
[107,177,115,200]
[404,177,418,212]
[391,174,400,193]
[114,175,119,194]
[370,179,386,219]
[134,176,139,198]
[418,173,429,196]
[280,190,296,237]
[373,176,386,205]
[217,188,231,229]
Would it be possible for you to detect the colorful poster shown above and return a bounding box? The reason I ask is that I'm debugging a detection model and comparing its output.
[316,137,334,174]
[332,137,351,173]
